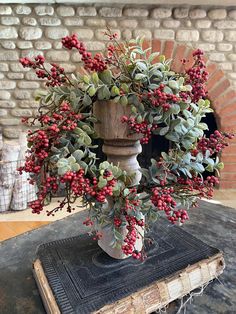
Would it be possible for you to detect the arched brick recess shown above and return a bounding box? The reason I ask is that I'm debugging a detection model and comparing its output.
[149,39,236,189]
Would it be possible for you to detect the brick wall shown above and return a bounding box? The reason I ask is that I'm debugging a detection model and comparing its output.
[0,4,236,187]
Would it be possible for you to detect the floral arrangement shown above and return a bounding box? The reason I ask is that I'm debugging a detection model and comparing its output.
[19,32,233,260]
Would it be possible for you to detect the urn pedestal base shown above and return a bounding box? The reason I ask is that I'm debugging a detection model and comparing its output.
[33,220,224,314]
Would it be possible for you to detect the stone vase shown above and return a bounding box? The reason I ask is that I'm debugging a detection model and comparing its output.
[93,100,144,259]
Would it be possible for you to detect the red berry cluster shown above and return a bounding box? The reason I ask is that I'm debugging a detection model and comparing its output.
[121,116,158,144]
[122,215,145,259]
[177,175,220,199]
[196,130,234,156]
[169,209,189,224]
[148,84,180,111]
[62,34,107,72]
[20,56,67,86]
[183,49,208,103]
[114,217,122,227]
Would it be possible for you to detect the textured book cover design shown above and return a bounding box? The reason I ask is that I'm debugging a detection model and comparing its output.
[34,221,224,314]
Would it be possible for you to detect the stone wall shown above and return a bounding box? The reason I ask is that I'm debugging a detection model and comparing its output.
[0,3,236,140]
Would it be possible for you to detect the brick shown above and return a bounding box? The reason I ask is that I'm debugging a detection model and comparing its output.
[189,9,206,19]
[1,41,15,49]
[151,8,171,19]
[21,50,43,59]
[220,63,233,71]
[107,20,117,27]
[57,6,75,17]
[11,109,32,117]
[7,73,24,80]
[197,43,215,52]
[220,180,236,189]
[1,17,20,25]
[86,19,106,27]
[19,27,42,40]
[0,63,8,71]
[10,63,29,72]
[45,27,69,40]
[0,73,4,80]
[18,81,40,89]
[64,18,83,26]
[53,41,62,49]
[99,7,122,17]
[0,118,18,125]
[15,5,31,15]
[152,39,162,56]
[122,29,132,40]
[229,10,236,19]
[228,73,236,80]
[34,41,52,50]
[163,40,175,59]
[75,28,94,40]
[0,91,11,100]
[0,109,7,116]
[35,6,54,16]
[0,6,12,15]
[3,128,20,139]
[71,52,82,62]
[0,81,16,90]
[14,90,31,100]
[154,29,175,40]
[46,51,70,62]
[85,41,105,51]
[173,8,189,19]
[140,20,160,28]
[39,17,61,26]
[209,53,226,62]
[22,17,37,26]
[214,20,236,29]
[228,54,236,61]
[25,72,41,81]
[217,43,233,52]
[201,30,224,42]
[0,27,17,39]
[77,7,96,16]
[195,20,211,28]
[171,44,187,72]
[60,63,76,73]
[209,79,230,99]
[95,29,120,41]
[225,31,236,41]
[123,8,149,17]
[162,20,180,28]
[208,9,227,20]
[120,19,138,28]
[18,100,39,108]
[134,29,152,40]
[214,90,236,110]
[176,30,199,42]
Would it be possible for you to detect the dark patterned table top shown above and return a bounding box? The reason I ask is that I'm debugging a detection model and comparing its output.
[0,200,235,314]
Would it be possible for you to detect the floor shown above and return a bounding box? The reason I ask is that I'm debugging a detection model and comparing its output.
[0,190,235,242]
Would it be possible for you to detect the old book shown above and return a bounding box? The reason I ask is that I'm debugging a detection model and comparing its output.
[33,222,224,314]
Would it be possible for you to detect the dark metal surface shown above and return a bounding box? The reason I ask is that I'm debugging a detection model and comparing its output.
[0,200,235,314]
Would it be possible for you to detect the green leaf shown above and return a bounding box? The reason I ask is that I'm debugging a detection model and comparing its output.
[68,156,76,164]
[92,72,99,85]
[120,95,128,106]
[99,70,112,85]
[111,85,120,96]
[136,61,148,72]
[98,85,111,100]
[123,188,130,197]
[135,73,146,81]
[72,149,84,160]
[82,94,92,106]
[163,86,173,94]
[88,86,96,97]
[58,165,70,175]
[83,75,90,84]
[121,83,129,93]
[170,104,180,114]
[168,80,179,90]
[98,177,107,189]
[71,163,80,172]
[159,126,169,136]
